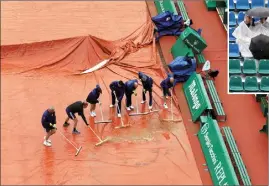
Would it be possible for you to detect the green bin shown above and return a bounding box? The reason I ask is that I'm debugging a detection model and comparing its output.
[180,27,207,54]
[171,37,194,59]
[154,0,178,15]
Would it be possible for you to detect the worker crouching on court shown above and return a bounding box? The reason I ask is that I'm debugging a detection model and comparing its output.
[160,74,174,109]
[109,80,125,118]
[41,107,57,147]
[138,72,154,110]
[63,101,89,134]
[125,79,139,111]
[86,85,102,117]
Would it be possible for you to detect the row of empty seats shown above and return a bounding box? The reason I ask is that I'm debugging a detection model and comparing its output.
[229,59,269,75]
[229,76,269,92]
[229,0,268,10]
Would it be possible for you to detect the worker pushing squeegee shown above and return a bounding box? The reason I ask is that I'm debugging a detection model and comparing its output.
[160,74,175,109]
[138,72,154,110]
[109,80,125,118]
[124,79,139,111]
[86,84,102,117]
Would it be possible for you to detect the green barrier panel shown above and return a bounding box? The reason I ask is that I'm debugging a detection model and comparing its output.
[183,73,212,122]
[154,0,178,15]
[260,97,268,117]
[204,0,217,11]
[180,27,207,54]
[171,37,194,59]
[198,116,239,185]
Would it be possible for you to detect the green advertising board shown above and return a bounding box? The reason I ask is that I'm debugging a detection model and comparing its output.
[171,37,194,58]
[198,116,239,185]
[180,27,207,54]
[183,73,212,122]
[154,0,178,15]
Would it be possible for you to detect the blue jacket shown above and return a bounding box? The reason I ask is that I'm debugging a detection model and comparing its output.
[160,74,174,89]
[41,110,56,125]
[86,85,101,103]
[138,72,153,90]
[110,81,125,100]
[125,79,138,94]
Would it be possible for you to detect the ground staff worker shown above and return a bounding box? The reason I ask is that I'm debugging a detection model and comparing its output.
[41,107,57,147]
[109,80,125,118]
[160,74,174,109]
[125,79,138,111]
[63,101,89,134]
[86,85,102,117]
[138,72,154,110]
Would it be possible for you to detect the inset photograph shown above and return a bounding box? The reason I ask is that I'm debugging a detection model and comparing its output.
[229,3,269,93]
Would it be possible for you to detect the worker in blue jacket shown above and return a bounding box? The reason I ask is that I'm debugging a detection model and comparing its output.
[41,107,57,147]
[125,79,139,111]
[160,74,174,109]
[63,101,89,134]
[86,85,102,117]
[138,72,154,110]
[109,80,125,118]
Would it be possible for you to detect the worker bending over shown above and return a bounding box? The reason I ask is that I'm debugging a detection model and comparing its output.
[138,72,154,110]
[125,79,139,111]
[41,107,57,147]
[109,80,125,118]
[160,74,174,109]
[63,101,89,134]
[86,85,102,117]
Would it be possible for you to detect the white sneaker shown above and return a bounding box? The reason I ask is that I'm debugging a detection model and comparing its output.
[44,136,51,143]
[110,104,115,108]
[117,113,121,118]
[126,107,131,111]
[163,103,168,109]
[141,100,146,104]
[130,106,134,110]
[90,112,95,117]
[149,105,153,110]
[43,140,51,147]
[92,112,96,117]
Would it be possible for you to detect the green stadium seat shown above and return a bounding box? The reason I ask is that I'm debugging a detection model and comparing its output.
[242,59,256,75]
[229,76,243,92]
[244,76,259,92]
[260,76,269,92]
[258,60,269,75]
[229,59,241,74]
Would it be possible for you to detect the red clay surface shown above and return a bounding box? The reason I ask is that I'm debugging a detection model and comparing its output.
[1,2,203,185]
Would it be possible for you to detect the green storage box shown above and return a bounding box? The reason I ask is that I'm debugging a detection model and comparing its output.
[171,37,194,59]
[180,27,207,54]
[154,0,178,15]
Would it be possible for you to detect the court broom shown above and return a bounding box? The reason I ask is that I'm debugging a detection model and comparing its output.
[58,131,82,156]
[95,101,112,124]
[113,91,131,129]
[87,125,110,146]
[129,93,158,116]
[162,90,182,122]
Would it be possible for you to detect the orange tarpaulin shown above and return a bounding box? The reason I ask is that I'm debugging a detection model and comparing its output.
[1,2,202,185]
